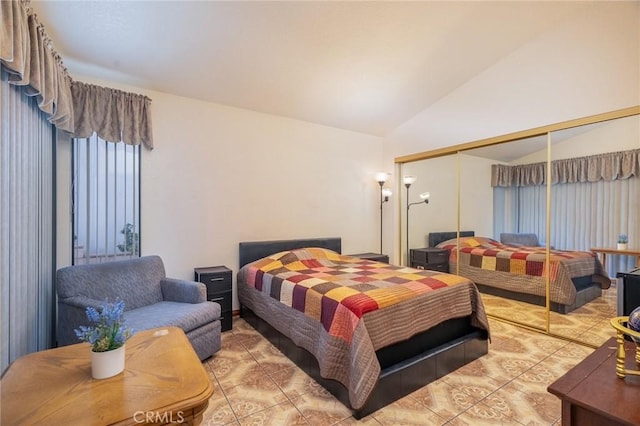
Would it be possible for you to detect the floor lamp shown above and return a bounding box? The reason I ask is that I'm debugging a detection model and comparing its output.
[376,172,392,254]
[404,175,430,265]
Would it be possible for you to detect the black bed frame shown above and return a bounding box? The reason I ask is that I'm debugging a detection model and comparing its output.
[238,237,489,419]
[474,280,602,314]
[428,231,603,314]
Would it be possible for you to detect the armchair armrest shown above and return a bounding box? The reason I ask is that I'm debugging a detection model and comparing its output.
[57,296,105,347]
[161,278,207,304]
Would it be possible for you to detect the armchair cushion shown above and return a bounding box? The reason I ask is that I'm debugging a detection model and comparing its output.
[124,301,220,333]
[500,233,540,247]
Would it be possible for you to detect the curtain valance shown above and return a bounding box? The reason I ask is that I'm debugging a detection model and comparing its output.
[491,148,640,187]
[1,0,73,131]
[1,0,153,148]
[72,82,153,149]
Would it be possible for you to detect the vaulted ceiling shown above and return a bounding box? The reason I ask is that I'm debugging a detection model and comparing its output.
[32,1,587,136]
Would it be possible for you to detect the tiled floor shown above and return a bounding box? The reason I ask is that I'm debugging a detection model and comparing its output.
[200,313,602,425]
[482,279,618,347]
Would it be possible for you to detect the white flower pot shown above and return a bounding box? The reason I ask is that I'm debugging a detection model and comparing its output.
[617,243,628,251]
[91,344,125,379]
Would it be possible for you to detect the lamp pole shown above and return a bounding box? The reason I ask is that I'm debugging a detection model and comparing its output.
[403,176,416,265]
[379,180,384,254]
[406,192,431,265]
[376,172,391,255]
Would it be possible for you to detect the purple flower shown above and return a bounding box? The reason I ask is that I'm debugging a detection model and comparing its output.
[74,299,133,352]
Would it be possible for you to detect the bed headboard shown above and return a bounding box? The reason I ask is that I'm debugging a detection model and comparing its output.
[428,231,475,247]
[238,237,342,268]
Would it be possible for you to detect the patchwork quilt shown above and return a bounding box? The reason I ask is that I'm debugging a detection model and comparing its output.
[437,237,610,305]
[238,247,490,410]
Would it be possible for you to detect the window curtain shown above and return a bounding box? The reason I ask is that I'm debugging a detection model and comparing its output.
[550,177,639,275]
[1,0,154,148]
[493,149,640,276]
[1,67,56,374]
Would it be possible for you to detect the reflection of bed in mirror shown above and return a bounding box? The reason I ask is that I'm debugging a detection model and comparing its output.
[428,231,611,314]
[237,237,490,419]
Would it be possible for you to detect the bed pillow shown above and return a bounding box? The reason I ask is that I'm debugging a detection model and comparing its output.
[437,236,501,249]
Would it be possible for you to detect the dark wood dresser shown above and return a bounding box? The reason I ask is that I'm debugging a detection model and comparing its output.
[547,337,640,425]
[410,247,449,272]
[194,265,233,331]
[347,252,389,263]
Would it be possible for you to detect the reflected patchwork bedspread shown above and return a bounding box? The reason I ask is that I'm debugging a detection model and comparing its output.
[237,247,490,410]
[437,237,610,305]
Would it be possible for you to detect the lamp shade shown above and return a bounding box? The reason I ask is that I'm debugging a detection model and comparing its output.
[419,192,430,201]
[376,172,389,184]
[382,188,392,198]
[403,175,417,185]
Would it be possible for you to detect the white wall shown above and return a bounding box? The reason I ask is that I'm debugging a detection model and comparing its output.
[383,1,640,262]
[515,115,640,164]
[399,155,458,261]
[57,80,384,310]
[386,2,639,158]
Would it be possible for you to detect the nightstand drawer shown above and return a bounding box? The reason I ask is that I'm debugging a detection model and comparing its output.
[208,290,232,312]
[411,261,449,273]
[220,314,232,332]
[411,248,449,264]
[427,263,449,272]
[194,265,233,331]
[427,250,449,264]
[197,271,231,293]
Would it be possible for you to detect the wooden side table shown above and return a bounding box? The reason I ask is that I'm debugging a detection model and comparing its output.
[547,337,640,426]
[410,247,449,272]
[591,247,640,269]
[1,327,213,425]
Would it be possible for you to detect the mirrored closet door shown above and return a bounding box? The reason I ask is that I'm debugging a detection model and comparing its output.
[395,106,640,347]
[459,136,549,332]
[547,114,640,346]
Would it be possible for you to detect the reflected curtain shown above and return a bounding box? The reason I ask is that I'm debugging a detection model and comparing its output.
[492,149,640,187]
[550,177,639,275]
[493,149,640,276]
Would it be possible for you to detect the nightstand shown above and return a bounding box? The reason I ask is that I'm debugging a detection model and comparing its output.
[410,248,449,272]
[194,266,232,331]
[347,252,389,263]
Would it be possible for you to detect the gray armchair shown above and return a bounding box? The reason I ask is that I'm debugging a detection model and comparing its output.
[499,233,540,247]
[56,255,221,360]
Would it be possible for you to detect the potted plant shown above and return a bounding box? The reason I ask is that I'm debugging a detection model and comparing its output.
[617,234,629,251]
[74,299,133,379]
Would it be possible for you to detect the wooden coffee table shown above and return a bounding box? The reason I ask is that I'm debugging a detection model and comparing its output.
[1,327,213,425]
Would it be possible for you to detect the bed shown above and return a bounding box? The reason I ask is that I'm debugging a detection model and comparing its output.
[428,232,611,314]
[237,237,490,419]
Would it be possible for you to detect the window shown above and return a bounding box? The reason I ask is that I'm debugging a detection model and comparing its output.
[73,134,140,264]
